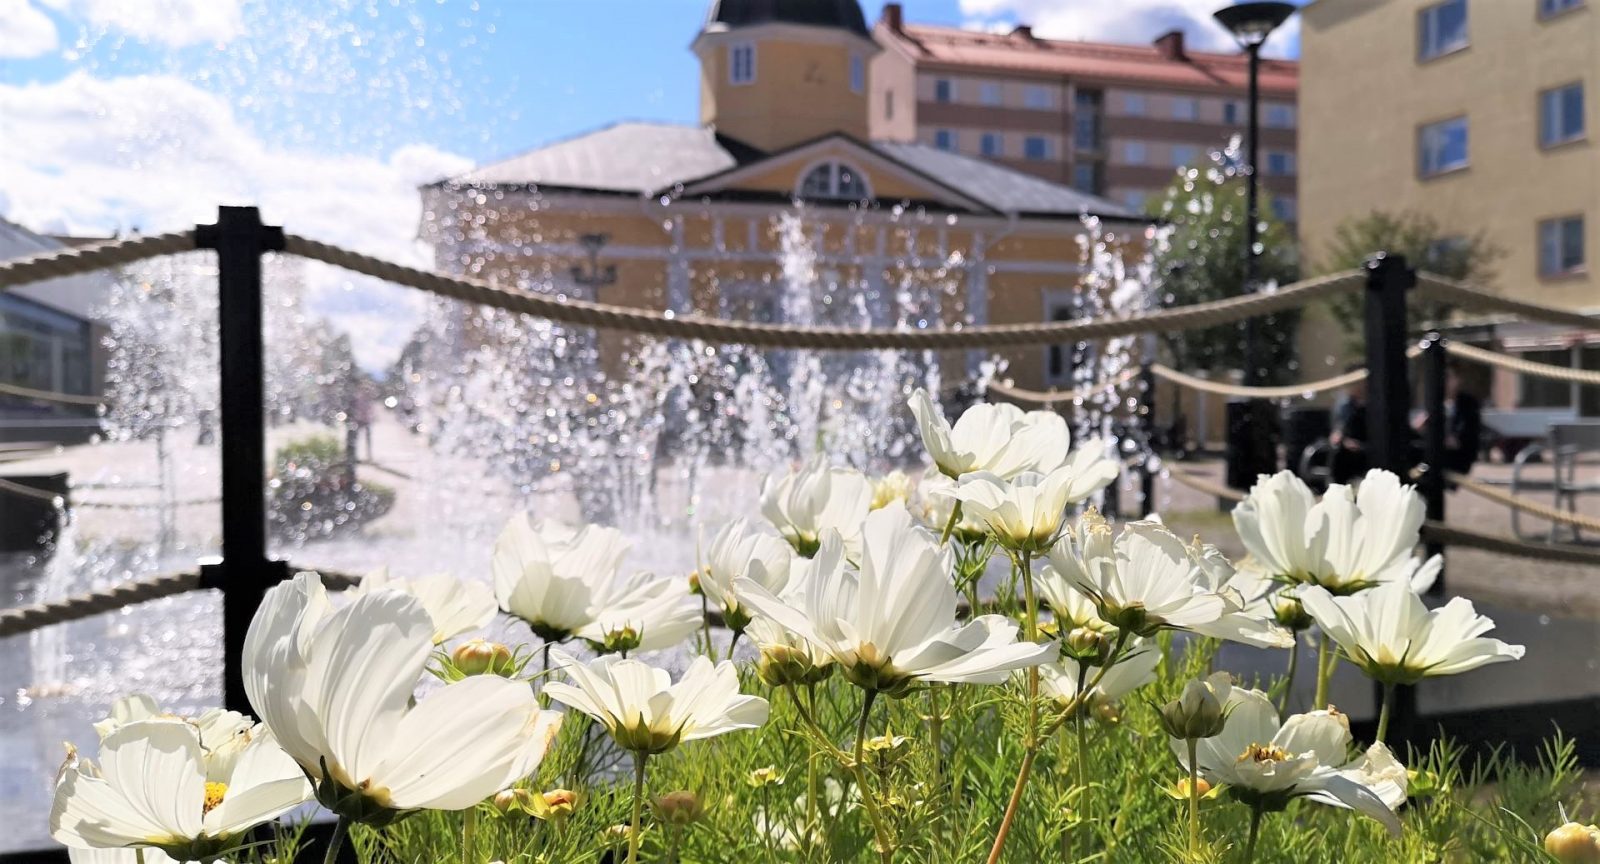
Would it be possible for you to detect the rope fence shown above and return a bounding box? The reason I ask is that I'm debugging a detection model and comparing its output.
[1445,470,1600,533]
[1445,341,1600,386]
[0,230,196,289]
[0,477,220,510]
[1415,273,1599,332]
[0,381,104,406]
[988,367,1142,405]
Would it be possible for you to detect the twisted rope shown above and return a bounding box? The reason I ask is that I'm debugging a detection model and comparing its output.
[76,497,221,510]
[1445,470,1600,533]
[987,367,1142,404]
[1415,272,1598,331]
[0,476,64,503]
[1165,463,1246,501]
[1147,345,1427,400]
[0,571,201,639]
[0,381,104,406]
[1445,341,1600,386]
[0,231,198,289]
[286,234,1363,350]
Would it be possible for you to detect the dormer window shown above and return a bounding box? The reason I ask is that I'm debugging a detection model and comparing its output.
[798,161,871,202]
[730,43,756,85]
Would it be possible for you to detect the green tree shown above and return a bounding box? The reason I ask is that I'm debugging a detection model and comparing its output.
[1149,147,1300,384]
[1319,210,1502,350]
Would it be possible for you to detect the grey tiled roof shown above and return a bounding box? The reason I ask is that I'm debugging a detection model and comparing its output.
[448,124,1140,221]
[450,123,745,194]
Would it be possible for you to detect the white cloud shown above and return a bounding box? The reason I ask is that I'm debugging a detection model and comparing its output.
[958,0,1300,58]
[0,0,58,58]
[39,0,242,47]
[0,72,472,368]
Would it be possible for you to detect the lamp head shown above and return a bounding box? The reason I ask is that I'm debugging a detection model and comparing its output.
[1213,2,1296,49]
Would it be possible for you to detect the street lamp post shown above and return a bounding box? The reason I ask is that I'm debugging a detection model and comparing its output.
[1214,1,1296,491]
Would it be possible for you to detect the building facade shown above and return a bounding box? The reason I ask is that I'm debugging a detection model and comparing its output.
[1300,0,1599,427]
[869,4,1299,219]
[421,0,1149,395]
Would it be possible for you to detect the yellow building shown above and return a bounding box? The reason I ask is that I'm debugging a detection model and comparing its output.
[419,0,1143,395]
[1299,0,1600,427]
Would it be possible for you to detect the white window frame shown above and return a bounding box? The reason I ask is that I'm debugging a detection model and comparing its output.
[980,132,1004,157]
[1023,85,1051,110]
[1538,214,1586,277]
[795,160,874,202]
[1418,116,1469,177]
[850,53,865,94]
[1540,82,1586,148]
[729,42,757,85]
[979,81,1003,106]
[1418,0,1469,61]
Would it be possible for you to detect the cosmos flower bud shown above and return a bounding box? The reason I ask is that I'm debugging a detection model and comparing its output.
[688,569,704,597]
[1158,674,1231,740]
[1273,593,1314,632]
[860,732,913,771]
[652,790,705,827]
[597,624,642,656]
[1164,777,1213,800]
[492,788,526,815]
[747,766,785,789]
[1546,823,1600,863]
[756,644,833,688]
[1063,627,1111,665]
[527,789,579,825]
[1091,700,1121,727]
[451,639,515,677]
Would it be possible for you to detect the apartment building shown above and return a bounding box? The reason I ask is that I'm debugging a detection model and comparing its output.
[869,3,1299,219]
[1300,0,1599,426]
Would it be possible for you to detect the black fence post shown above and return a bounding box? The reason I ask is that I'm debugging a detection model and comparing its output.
[1362,251,1418,743]
[1421,333,1448,596]
[1140,362,1157,518]
[195,206,289,714]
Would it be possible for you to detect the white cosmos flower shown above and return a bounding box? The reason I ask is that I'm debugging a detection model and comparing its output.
[91,696,263,788]
[356,567,497,644]
[1034,646,1160,709]
[908,388,1070,479]
[1299,579,1525,685]
[1182,536,1296,649]
[702,518,796,632]
[51,717,310,861]
[948,456,1118,551]
[869,470,914,511]
[67,850,186,864]
[493,514,699,653]
[1046,514,1241,639]
[544,651,769,754]
[759,456,873,558]
[916,473,990,544]
[736,504,1056,695]
[1234,469,1425,593]
[1170,687,1406,836]
[243,572,563,820]
[1038,563,1113,633]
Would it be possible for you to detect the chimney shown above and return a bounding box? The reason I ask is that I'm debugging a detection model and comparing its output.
[1011,24,1035,40]
[882,2,903,32]
[1154,29,1185,60]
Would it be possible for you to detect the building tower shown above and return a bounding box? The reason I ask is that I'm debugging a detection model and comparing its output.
[692,0,881,152]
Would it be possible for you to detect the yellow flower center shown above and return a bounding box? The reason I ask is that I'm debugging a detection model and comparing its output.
[203,781,228,813]
[1239,743,1291,764]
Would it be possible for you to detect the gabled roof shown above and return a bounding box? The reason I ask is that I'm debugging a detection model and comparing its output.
[885,22,1298,96]
[441,124,1140,222]
[705,0,871,39]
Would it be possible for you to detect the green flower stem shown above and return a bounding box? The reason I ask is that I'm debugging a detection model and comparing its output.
[136,851,146,864]
[1313,633,1334,710]
[323,816,350,864]
[702,592,716,662]
[1243,806,1265,864]
[1376,682,1396,745]
[760,783,778,864]
[667,826,684,864]
[939,501,963,545]
[628,752,649,864]
[1185,737,1201,858]
[852,690,896,864]
[462,805,477,864]
[986,549,1042,864]
[1277,637,1299,721]
[927,685,945,845]
[727,628,743,661]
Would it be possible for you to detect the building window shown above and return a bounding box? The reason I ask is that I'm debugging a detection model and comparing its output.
[1073,89,1103,150]
[1223,100,1240,124]
[1264,103,1296,128]
[934,129,956,151]
[934,78,954,103]
[1271,197,1297,222]
[1539,215,1585,276]
[1266,151,1296,175]
[1123,140,1147,165]
[979,81,1003,106]
[850,54,865,93]
[1418,116,1469,176]
[1519,349,1575,408]
[1024,136,1052,160]
[797,161,872,202]
[1171,144,1198,167]
[1072,161,1103,194]
[1540,0,1585,18]
[981,132,1003,157]
[1418,0,1468,61]
[1172,97,1199,121]
[1121,189,1149,211]
[1024,85,1051,109]
[729,43,756,85]
[1540,83,1585,148]
[1123,92,1147,116]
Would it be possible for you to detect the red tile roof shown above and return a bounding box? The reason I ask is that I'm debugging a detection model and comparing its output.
[886,23,1298,96]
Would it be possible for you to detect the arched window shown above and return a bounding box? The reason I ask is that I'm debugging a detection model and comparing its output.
[796,161,872,202]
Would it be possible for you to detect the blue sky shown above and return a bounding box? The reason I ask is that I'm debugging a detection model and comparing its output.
[0,0,1299,366]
